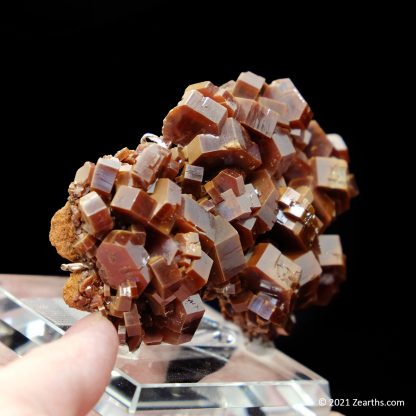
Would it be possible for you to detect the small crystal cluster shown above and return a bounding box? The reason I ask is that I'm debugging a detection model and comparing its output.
[51,71,357,350]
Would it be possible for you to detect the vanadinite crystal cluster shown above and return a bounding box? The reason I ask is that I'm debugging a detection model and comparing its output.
[50,71,358,350]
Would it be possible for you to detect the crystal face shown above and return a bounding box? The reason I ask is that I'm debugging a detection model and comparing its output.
[96,230,151,291]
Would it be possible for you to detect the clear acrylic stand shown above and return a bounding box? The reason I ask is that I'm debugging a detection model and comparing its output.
[0,276,331,415]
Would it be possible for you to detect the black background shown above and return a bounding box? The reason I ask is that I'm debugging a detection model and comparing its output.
[1,2,412,414]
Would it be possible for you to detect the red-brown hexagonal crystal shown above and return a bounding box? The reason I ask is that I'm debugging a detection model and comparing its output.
[186,134,224,167]
[124,303,143,338]
[257,97,290,128]
[215,279,242,297]
[213,87,238,116]
[115,164,136,190]
[304,120,334,157]
[244,243,285,289]
[209,215,246,284]
[277,186,303,208]
[274,200,322,251]
[73,233,97,257]
[284,149,313,181]
[114,147,134,163]
[212,168,245,196]
[204,180,223,204]
[111,185,156,224]
[181,163,204,198]
[289,176,336,228]
[243,184,261,212]
[165,294,205,337]
[78,191,113,237]
[281,90,313,129]
[132,143,171,190]
[216,189,251,222]
[184,81,219,98]
[263,78,296,98]
[263,78,312,129]
[248,292,285,325]
[175,232,201,259]
[175,250,213,301]
[127,223,147,245]
[242,243,300,322]
[161,158,181,180]
[91,157,121,197]
[176,195,216,249]
[96,230,151,291]
[143,329,163,346]
[111,293,132,313]
[185,126,262,173]
[170,146,186,164]
[148,255,183,299]
[250,170,279,234]
[147,231,178,265]
[118,280,140,299]
[198,197,216,213]
[289,250,322,308]
[290,128,312,150]
[162,90,227,145]
[108,300,124,318]
[233,217,257,251]
[235,98,279,139]
[127,335,143,351]
[233,71,266,99]
[220,118,262,170]
[327,133,349,161]
[150,178,181,234]
[258,132,296,177]
[117,325,126,344]
[310,156,349,213]
[74,161,95,186]
[145,289,175,317]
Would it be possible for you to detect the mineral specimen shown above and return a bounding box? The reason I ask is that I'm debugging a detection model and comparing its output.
[50,71,357,350]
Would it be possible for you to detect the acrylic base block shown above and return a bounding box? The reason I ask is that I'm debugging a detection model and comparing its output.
[0,275,331,415]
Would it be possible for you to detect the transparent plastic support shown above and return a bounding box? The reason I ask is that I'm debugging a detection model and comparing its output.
[0,275,331,415]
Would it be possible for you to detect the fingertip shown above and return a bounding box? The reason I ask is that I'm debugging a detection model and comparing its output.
[54,313,119,414]
[66,312,116,338]
[0,313,120,416]
[66,313,118,347]
[61,314,119,379]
